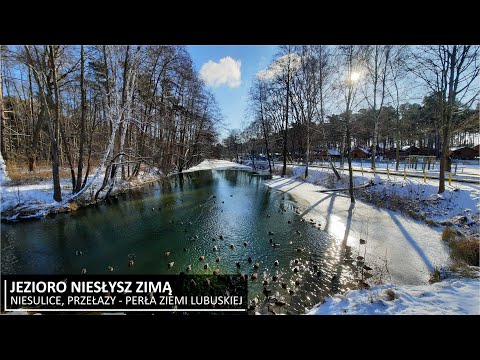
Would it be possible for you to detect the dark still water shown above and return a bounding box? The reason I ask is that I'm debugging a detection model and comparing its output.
[1,170,355,314]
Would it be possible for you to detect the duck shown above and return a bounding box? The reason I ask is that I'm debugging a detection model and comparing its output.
[254,262,260,269]
[213,268,220,276]
[184,228,188,232]
[274,260,279,266]
[268,231,274,235]
[296,230,301,235]
[288,220,291,224]
[189,222,192,225]
[360,239,367,245]
[128,259,134,267]
[263,280,269,286]
[289,289,295,295]
[248,256,252,263]
[296,248,303,252]
[293,267,299,273]
[213,246,218,252]
[230,244,235,249]
[269,239,273,243]
[204,263,209,269]
[272,243,280,248]
[295,279,301,286]
[165,251,171,256]
[107,266,114,272]
[272,275,278,281]
[199,255,205,261]
[251,273,258,280]
[76,250,82,256]
[183,248,187,252]
[81,268,87,274]
[294,259,299,264]
[152,208,155,211]
[195,235,199,239]
[236,262,241,268]
[216,257,221,263]
[168,262,174,268]
[243,242,248,247]
[219,235,224,240]
[281,282,287,289]
[186,265,192,272]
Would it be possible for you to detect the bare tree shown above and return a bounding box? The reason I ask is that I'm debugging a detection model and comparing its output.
[363,45,392,169]
[339,45,363,203]
[410,46,480,193]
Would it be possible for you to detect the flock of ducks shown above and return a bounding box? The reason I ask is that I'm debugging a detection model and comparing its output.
[73,192,368,314]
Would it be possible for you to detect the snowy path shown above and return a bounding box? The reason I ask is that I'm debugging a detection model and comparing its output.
[265,176,451,285]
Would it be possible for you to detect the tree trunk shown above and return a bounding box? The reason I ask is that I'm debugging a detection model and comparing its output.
[75,45,87,193]
[305,120,310,178]
[0,48,6,161]
[282,63,291,177]
[346,119,355,203]
[48,46,62,202]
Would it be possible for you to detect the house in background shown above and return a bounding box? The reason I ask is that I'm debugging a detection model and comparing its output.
[449,146,478,160]
[401,145,421,156]
[472,144,479,155]
[350,147,370,159]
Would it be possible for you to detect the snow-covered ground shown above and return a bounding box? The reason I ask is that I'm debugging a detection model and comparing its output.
[265,164,479,314]
[184,159,252,173]
[0,164,163,220]
[285,164,480,236]
[306,277,480,315]
[0,152,9,185]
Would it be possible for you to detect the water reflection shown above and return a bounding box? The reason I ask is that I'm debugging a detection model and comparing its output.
[1,170,354,314]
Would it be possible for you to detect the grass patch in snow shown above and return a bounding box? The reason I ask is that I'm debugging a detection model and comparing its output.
[449,237,479,266]
[442,226,479,267]
[442,226,458,242]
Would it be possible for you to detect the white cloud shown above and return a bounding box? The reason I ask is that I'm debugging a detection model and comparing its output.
[200,56,241,88]
[256,53,301,81]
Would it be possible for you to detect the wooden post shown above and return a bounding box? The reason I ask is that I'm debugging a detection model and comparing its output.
[449,172,452,186]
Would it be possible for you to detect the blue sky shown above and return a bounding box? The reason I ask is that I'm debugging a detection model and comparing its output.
[187,46,278,139]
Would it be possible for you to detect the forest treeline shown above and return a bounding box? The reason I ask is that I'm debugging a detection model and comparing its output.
[224,45,479,196]
[0,45,221,201]
[1,45,479,203]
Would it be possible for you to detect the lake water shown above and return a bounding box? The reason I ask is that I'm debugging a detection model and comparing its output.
[1,170,356,314]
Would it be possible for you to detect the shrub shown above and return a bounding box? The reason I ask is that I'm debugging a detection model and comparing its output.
[429,267,442,283]
[450,237,480,266]
[442,226,457,242]
[385,289,397,301]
